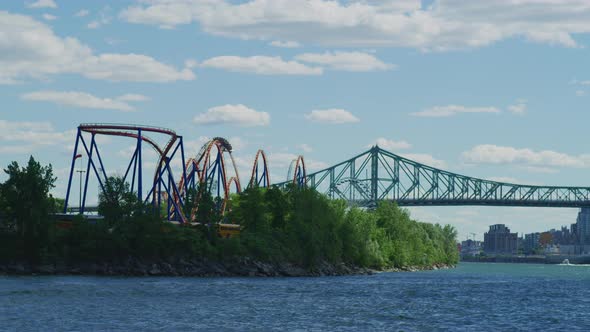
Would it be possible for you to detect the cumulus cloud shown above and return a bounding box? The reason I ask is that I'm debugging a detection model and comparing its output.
[462,144,590,168]
[295,51,395,72]
[508,100,527,114]
[200,56,322,75]
[296,144,313,153]
[487,176,520,184]
[116,93,150,102]
[400,153,447,169]
[119,0,590,51]
[42,13,56,20]
[411,105,501,117]
[26,0,57,9]
[270,40,301,48]
[0,11,194,84]
[0,119,73,154]
[305,109,360,124]
[371,138,412,151]
[21,90,149,112]
[194,104,270,126]
[268,152,327,171]
[87,7,112,29]
[81,54,194,82]
[74,9,89,17]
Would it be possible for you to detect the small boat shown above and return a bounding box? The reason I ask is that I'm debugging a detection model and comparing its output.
[560,259,571,265]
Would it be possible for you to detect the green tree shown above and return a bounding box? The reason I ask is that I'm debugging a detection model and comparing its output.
[0,156,56,263]
[98,176,142,224]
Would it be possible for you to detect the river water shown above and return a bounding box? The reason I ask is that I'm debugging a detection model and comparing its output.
[1,263,589,331]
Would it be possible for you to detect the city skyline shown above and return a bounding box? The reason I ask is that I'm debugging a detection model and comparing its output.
[3,1,590,239]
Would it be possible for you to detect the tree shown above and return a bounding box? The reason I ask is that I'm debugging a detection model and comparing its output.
[0,156,56,262]
[98,176,142,224]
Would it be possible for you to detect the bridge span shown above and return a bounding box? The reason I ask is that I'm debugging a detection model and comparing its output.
[275,146,590,209]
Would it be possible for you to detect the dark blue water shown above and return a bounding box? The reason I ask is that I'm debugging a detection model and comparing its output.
[1,263,589,331]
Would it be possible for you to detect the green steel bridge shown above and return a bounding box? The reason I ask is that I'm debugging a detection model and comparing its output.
[276,146,590,209]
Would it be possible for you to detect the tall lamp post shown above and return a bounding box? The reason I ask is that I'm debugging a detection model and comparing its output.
[75,154,84,213]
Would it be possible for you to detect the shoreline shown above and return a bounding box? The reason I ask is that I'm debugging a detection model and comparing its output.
[0,258,454,277]
[461,255,590,265]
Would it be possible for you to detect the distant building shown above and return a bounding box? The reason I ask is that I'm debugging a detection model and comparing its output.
[484,224,518,254]
[576,208,590,245]
[549,226,575,245]
[571,223,579,243]
[544,244,560,255]
[460,239,482,257]
[524,232,541,254]
[559,244,590,255]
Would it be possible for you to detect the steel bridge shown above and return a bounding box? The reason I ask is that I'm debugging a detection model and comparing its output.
[275,146,590,209]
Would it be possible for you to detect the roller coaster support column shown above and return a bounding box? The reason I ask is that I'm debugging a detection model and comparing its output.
[63,128,81,213]
[137,128,142,202]
[80,133,96,214]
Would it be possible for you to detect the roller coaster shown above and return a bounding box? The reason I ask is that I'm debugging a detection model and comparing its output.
[64,124,590,224]
[63,124,280,224]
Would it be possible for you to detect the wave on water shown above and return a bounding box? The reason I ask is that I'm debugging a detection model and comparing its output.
[557,263,590,267]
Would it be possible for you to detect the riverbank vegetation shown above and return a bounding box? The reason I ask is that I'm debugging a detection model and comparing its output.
[0,157,458,273]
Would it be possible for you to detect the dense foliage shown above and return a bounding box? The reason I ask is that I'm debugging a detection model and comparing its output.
[0,159,458,269]
[0,157,58,263]
[231,186,458,268]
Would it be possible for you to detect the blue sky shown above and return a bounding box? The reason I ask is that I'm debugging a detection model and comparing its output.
[3,0,590,240]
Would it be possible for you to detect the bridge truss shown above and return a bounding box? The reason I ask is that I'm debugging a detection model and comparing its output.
[276,146,590,208]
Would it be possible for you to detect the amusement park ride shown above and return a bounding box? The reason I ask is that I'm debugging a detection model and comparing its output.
[64,123,590,228]
[63,124,296,226]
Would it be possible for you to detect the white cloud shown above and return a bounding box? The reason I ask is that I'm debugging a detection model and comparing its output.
[295,51,395,72]
[184,136,212,155]
[0,12,194,84]
[86,6,112,29]
[270,40,301,48]
[119,0,590,51]
[116,93,150,102]
[76,54,195,82]
[462,144,590,168]
[26,0,57,9]
[517,165,559,174]
[304,109,360,124]
[0,120,73,154]
[487,176,520,184]
[42,13,56,20]
[411,105,501,117]
[21,90,147,112]
[194,104,270,127]
[228,136,248,151]
[75,9,89,17]
[576,90,586,97]
[371,137,411,151]
[200,56,322,75]
[400,153,447,169]
[296,144,313,153]
[508,100,527,114]
[268,152,327,171]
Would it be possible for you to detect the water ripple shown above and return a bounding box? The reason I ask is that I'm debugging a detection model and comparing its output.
[1,263,590,331]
